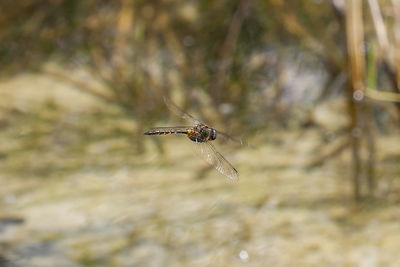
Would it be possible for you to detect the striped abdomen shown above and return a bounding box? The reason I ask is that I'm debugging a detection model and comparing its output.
[144,127,189,136]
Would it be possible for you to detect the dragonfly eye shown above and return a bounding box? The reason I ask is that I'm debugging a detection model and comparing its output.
[210,129,217,140]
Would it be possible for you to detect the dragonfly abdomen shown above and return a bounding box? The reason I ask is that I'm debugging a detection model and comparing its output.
[144,128,188,136]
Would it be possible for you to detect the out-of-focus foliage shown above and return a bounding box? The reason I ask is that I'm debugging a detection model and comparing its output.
[0,0,346,123]
[1,0,396,119]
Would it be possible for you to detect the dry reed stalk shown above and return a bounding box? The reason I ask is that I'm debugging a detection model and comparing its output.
[393,0,400,90]
[345,0,365,200]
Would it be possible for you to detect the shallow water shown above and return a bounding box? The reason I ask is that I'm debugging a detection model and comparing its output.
[1,73,400,267]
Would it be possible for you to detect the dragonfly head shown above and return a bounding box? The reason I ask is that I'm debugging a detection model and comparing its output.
[210,128,217,140]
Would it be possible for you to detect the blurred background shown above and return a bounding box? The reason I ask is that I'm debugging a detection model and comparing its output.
[1,0,400,266]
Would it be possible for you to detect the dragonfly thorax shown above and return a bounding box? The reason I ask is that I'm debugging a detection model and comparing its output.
[188,124,217,142]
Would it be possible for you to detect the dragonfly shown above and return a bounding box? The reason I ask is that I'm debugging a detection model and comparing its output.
[144,97,240,181]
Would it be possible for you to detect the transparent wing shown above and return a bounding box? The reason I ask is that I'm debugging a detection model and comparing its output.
[217,131,253,148]
[194,141,239,181]
[217,131,245,146]
[163,97,201,125]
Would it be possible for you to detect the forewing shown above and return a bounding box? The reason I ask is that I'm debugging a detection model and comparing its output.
[163,97,201,125]
[195,141,239,181]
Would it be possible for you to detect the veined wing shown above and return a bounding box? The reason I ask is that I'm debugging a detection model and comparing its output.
[144,126,191,136]
[163,97,201,125]
[195,141,239,181]
[217,131,245,146]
